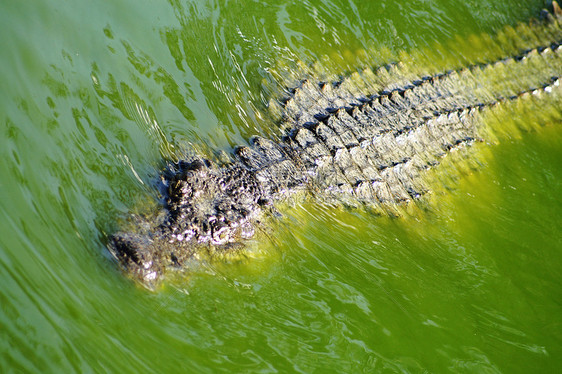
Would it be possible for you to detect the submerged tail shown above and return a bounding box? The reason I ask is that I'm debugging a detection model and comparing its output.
[239,5,562,206]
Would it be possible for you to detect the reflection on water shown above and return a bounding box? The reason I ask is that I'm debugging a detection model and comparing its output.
[1,0,561,372]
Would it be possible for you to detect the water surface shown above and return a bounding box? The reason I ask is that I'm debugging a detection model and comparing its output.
[1,0,561,372]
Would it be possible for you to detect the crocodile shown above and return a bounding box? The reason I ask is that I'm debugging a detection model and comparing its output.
[109,3,562,287]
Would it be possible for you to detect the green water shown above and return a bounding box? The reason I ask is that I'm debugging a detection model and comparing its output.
[1,0,561,372]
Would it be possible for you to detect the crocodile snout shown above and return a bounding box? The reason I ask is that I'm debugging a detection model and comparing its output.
[109,232,162,285]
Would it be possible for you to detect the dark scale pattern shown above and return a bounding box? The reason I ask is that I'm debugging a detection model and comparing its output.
[165,160,264,245]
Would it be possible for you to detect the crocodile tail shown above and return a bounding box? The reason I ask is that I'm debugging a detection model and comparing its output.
[266,8,562,208]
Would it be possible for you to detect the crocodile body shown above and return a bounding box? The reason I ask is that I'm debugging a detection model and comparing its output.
[110,5,562,286]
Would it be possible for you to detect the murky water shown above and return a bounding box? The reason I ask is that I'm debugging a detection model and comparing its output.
[1,0,561,372]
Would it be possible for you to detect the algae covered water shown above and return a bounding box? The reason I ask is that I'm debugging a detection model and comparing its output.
[1,0,561,372]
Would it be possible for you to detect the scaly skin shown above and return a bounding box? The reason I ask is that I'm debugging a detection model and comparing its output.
[109,4,562,287]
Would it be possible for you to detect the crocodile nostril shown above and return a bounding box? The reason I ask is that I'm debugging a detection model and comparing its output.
[109,232,152,267]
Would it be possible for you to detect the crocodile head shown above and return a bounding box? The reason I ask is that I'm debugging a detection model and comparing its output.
[108,157,267,287]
